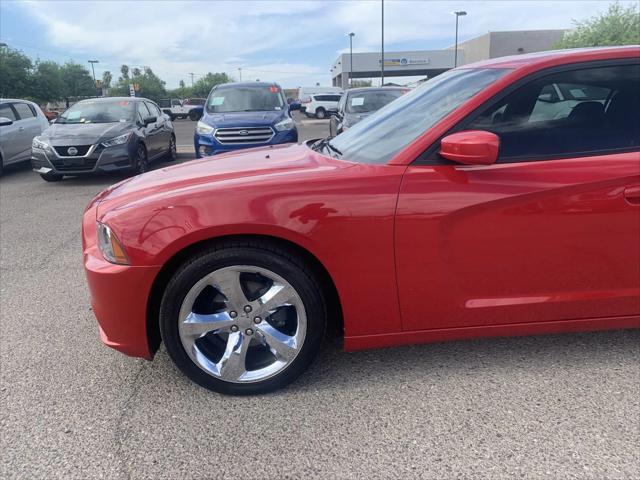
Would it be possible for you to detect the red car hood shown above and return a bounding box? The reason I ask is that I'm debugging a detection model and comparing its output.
[95,142,342,219]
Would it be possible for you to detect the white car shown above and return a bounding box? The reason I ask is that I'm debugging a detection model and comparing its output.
[301,93,343,119]
[158,98,205,121]
[0,99,49,175]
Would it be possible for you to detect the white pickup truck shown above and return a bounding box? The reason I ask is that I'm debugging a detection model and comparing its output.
[158,98,205,121]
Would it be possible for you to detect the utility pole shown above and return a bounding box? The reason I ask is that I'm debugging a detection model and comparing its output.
[88,60,99,96]
[381,0,385,86]
[453,11,467,68]
[238,67,242,81]
[348,33,355,88]
[188,72,195,87]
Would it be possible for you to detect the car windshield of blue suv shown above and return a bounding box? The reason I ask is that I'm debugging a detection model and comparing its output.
[57,100,136,124]
[206,86,285,113]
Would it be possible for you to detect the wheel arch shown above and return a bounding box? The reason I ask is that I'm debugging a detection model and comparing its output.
[145,233,344,356]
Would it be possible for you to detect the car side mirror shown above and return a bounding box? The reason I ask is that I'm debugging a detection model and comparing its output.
[0,116,14,127]
[439,130,499,165]
[144,116,157,126]
[49,118,57,125]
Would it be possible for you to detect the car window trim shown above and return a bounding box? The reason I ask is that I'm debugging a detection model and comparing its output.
[11,102,36,121]
[0,103,19,121]
[413,58,640,166]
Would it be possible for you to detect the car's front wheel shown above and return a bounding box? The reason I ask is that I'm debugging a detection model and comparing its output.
[160,243,326,395]
[133,144,148,175]
[166,134,177,161]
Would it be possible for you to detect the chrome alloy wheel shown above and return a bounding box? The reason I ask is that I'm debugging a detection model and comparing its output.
[178,266,307,383]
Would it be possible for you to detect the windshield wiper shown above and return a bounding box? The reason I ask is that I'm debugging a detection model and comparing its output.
[326,141,342,157]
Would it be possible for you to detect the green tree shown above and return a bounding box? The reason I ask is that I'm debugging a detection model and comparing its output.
[351,80,372,88]
[102,71,113,89]
[0,47,32,98]
[131,67,142,78]
[555,2,640,48]
[60,61,96,100]
[120,64,129,80]
[191,72,232,97]
[30,60,64,103]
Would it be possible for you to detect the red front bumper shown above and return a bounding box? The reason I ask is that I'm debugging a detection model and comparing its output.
[83,203,161,359]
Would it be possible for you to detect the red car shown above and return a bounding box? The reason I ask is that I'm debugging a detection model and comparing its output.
[83,47,640,395]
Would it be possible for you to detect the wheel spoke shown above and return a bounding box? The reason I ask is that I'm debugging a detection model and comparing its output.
[208,269,248,310]
[258,323,298,361]
[256,283,296,315]
[216,331,250,381]
[180,312,235,339]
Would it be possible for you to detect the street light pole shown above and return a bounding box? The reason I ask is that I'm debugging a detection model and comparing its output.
[453,11,467,68]
[348,32,355,87]
[381,0,385,86]
[88,60,99,96]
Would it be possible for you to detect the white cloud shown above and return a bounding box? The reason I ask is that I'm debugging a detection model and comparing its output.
[12,0,635,88]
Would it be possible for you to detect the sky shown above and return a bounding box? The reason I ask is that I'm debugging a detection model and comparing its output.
[0,0,631,89]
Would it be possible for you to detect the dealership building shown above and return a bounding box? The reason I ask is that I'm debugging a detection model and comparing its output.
[330,29,566,88]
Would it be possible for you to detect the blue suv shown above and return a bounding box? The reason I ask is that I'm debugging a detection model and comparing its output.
[194,82,298,157]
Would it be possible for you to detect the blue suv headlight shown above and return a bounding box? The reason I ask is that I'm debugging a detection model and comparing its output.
[196,121,214,135]
[274,117,294,132]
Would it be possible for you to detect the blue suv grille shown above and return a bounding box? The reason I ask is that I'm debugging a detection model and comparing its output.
[214,127,274,145]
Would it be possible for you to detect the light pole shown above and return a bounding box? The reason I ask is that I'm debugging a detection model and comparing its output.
[381,0,385,86]
[348,32,355,88]
[88,60,99,96]
[453,11,467,68]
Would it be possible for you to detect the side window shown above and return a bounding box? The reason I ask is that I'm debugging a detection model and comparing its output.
[138,102,151,119]
[328,95,341,102]
[465,63,640,161]
[12,102,36,120]
[0,104,18,121]
[171,99,181,107]
[315,95,327,102]
[146,102,160,117]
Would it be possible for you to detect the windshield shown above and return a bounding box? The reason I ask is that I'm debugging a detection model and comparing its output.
[57,100,136,124]
[327,68,510,164]
[206,86,285,113]
[346,90,405,114]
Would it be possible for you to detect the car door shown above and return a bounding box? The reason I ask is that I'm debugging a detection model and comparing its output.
[0,103,22,164]
[395,61,640,332]
[138,101,159,157]
[12,103,42,159]
[147,101,170,154]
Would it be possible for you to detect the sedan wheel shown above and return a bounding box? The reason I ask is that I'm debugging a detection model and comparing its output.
[160,244,326,395]
[135,144,149,174]
[167,134,177,161]
[315,108,326,119]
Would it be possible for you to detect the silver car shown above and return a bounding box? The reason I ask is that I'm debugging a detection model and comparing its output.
[0,99,49,175]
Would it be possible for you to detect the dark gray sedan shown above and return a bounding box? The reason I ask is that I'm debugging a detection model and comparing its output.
[31,97,176,182]
[329,87,409,137]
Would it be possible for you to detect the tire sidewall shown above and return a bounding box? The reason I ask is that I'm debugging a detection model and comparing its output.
[159,246,326,395]
[316,108,325,119]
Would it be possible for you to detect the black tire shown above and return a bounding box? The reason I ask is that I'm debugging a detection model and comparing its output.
[132,143,149,175]
[315,107,326,119]
[189,110,200,121]
[159,242,327,395]
[40,172,63,182]
[166,134,177,161]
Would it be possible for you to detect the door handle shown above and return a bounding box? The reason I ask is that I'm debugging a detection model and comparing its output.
[624,185,640,205]
[18,126,25,131]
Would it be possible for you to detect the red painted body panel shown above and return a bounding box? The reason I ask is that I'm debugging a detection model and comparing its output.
[395,152,640,332]
[82,47,640,359]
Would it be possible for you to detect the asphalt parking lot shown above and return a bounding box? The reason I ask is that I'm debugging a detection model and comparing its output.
[1,115,639,479]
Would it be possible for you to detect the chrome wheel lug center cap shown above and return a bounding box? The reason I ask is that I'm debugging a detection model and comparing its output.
[245,328,254,336]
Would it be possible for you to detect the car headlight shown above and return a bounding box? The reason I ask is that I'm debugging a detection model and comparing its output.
[97,222,130,265]
[101,132,132,148]
[32,138,51,151]
[274,117,294,131]
[196,121,214,135]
